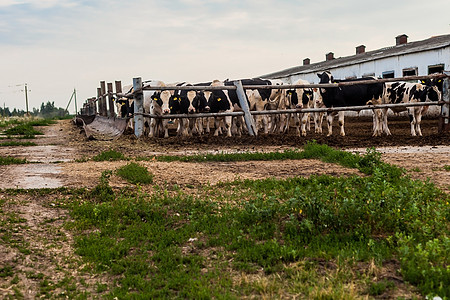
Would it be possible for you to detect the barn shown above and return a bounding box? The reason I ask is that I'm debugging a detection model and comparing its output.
[261,33,450,84]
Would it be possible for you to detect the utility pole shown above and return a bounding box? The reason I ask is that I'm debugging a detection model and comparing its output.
[24,83,29,115]
[74,88,77,115]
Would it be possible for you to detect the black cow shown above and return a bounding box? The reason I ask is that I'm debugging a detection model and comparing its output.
[317,71,385,136]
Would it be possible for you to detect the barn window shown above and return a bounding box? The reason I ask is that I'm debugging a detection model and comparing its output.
[345,76,357,80]
[362,73,375,77]
[382,71,395,78]
[428,64,444,74]
[402,68,417,77]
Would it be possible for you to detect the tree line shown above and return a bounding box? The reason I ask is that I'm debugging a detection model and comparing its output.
[0,101,67,118]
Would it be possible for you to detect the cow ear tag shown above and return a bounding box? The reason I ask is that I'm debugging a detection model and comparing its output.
[218,98,221,101]
[153,98,158,101]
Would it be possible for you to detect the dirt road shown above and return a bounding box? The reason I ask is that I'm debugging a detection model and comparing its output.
[0,117,449,191]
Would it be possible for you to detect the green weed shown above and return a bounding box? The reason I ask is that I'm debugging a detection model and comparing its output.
[89,170,115,202]
[3,124,43,136]
[116,162,153,184]
[0,156,27,165]
[0,265,14,277]
[397,235,450,298]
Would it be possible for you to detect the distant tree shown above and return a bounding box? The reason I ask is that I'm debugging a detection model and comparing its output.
[39,101,67,118]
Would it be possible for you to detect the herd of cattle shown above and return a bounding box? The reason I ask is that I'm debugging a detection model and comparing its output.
[115,71,443,138]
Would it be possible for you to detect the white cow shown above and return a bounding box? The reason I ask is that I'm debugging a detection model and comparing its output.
[142,80,171,138]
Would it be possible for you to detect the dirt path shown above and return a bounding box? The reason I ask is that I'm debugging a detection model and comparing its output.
[0,118,449,191]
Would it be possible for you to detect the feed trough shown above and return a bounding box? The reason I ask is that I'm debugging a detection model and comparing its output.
[75,115,128,140]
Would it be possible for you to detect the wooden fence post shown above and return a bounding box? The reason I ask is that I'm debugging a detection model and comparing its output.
[96,88,102,115]
[107,82,115,117]
[133,77,144,138]
[439,77,450,132]
[233,80,257,136]
[100,81,107,117]
[115,81,122,118]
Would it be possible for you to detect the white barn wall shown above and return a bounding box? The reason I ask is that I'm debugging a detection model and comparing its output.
[287,46,449,84]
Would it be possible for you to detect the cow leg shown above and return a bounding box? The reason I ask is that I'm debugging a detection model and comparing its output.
[381,108,391,136]
[306,113,311,132]
[415,109,423,136]
[225,115,233,137]
[301,113,309,136]
[162,120,169,138]
[204,117,210,134]
[338,111,345,136]
[213,117,221,136]
[408,108,417,136]
[326,113,334,136]
[314,112,323,134]
[279,114,286,133]
[149,119,156,137]
[372,109,382,137]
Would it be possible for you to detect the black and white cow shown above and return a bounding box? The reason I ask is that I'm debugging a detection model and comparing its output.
[191,85,211,135]
[378,81,441,136]
[284,79,314,136]
[317,71,385,136]
[225,78,285,135]
[207,80,234,136]
[115,98,134,119]
[114,84,135,131]
[145,89,171,138]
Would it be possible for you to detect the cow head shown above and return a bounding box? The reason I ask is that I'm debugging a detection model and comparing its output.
[169,93,182,114]
[192,91,210,112]
[302,89,314,107]
[150,91,170,115]
[286,89,299,108]
[207,90,231,113]
[313,88,325,108]
[421,77,443,93]
[159,90,171,114]
[317,71,333,84]
[186,90,197,114]
[426,85,441,102]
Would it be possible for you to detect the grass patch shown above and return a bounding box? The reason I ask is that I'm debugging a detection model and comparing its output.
[0,156,27,165]
[0,141,36,147]
[0,118,21,128]
[92,150,126,162]
[26,119,57,126]
[66,146,448,299]
[116,162,153,184]
[140,141,403,178]
[444,165,450,171]
[3,124,43,137]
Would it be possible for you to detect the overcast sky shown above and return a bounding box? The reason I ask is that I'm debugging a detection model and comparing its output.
[0,0,449,114]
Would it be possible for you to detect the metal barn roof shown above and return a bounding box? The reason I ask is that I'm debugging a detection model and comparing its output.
[261,34,450,79]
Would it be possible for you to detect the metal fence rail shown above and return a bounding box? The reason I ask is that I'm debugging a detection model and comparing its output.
[83,72,450,137]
